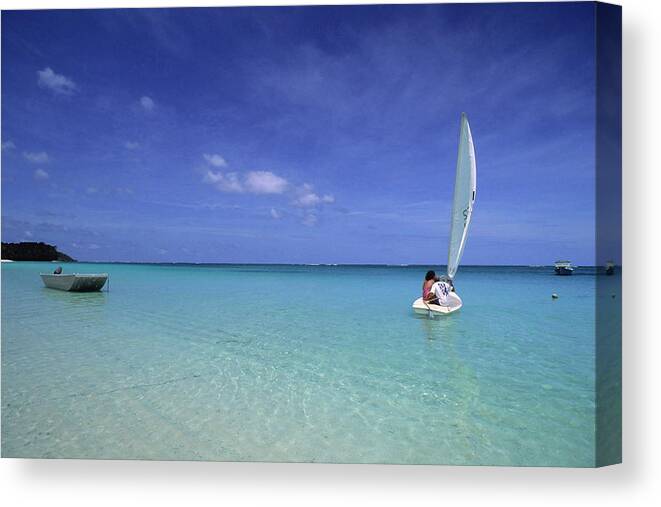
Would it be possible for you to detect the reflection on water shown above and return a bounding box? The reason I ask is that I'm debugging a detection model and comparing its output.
[40,288,108,308]
[419,312,458,342]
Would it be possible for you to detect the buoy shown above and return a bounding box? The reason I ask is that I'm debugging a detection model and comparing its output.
[552,293,559,299]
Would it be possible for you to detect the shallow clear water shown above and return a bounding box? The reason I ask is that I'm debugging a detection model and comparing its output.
[1,262,619,465]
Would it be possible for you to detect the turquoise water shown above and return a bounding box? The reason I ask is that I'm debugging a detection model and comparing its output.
[1,262,619,465]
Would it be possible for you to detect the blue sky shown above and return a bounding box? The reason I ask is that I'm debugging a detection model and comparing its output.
[2,3,598,264]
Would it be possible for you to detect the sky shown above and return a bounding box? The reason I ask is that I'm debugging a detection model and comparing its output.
[1,3,599,264]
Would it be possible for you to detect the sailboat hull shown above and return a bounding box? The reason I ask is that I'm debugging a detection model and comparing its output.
[412,292,463,317]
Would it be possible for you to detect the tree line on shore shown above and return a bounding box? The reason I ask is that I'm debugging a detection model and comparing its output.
[1,242,75,262]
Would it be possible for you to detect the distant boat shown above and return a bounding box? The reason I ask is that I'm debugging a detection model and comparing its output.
[605,260,615,275]
[40,273,108,292]
[554,261,574,276]
[412,113,476,317]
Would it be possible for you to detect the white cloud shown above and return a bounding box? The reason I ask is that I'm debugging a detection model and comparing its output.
[1,140,16,151]
[244,171,288,194]
[24,230,33,238]
[23,151,49,163]
[293,184,335,207]
[86,187,98,194]
[34,168,49,180]
[37,67,77,95]
[140,96,155,111]
[88,244,100,250]
[202,170,288,195]
[295,185,321,207]
[200,166,332,225]
[203,154,227,167]
[204,170,244,193]
[125,141,139,150]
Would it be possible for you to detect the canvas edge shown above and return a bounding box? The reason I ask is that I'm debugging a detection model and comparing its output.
[594,1,622,468]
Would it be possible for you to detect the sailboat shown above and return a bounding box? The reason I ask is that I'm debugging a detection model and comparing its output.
[412,113,477,317]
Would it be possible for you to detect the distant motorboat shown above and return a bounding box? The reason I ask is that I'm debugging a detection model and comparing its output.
[554,261,574,276]
[40,273,108,292]
[605,261,615,275]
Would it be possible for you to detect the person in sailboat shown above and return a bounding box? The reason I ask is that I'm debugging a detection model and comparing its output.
[443,275,456,293]
[428,275,454,306]
[422,270,437,303]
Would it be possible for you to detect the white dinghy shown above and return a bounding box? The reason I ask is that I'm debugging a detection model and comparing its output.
[412,113,477,317]
[40,273,108,292]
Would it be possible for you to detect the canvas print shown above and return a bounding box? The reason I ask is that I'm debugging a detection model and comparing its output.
[1,2,621,466]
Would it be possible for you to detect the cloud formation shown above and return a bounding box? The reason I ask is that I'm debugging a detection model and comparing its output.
[140,96,155,111]
[244,171,288,194]
[203,154,227,167]
[293,183,335,207]
[1,140,16,151]
[203,170,243,193]
[199,155,334,228]
[125,141,139,150]
[23,151,49,163]
[37,67,77,95]
[203,170,289,195]
[201,154,290,195]
[290,184,335,226]
[33,168,49,180]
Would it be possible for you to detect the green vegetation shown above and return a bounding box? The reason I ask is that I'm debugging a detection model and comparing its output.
[1,242,76,262]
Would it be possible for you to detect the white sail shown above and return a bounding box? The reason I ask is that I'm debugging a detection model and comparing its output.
[447,113,477,280]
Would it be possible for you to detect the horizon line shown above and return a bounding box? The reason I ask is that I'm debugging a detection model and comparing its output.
[2,260,617,268]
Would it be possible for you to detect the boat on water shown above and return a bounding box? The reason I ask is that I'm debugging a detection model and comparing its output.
[605,260,615,275]
[40,273,108,292]
[412,113,476,317]
[554,261,574,276]
[412,290,464,316]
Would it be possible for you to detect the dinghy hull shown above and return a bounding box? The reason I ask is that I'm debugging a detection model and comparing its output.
[412,292,462,317]
[40,273,108,292]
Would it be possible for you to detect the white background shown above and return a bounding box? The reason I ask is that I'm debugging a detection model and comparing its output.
[1,0,659,505]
